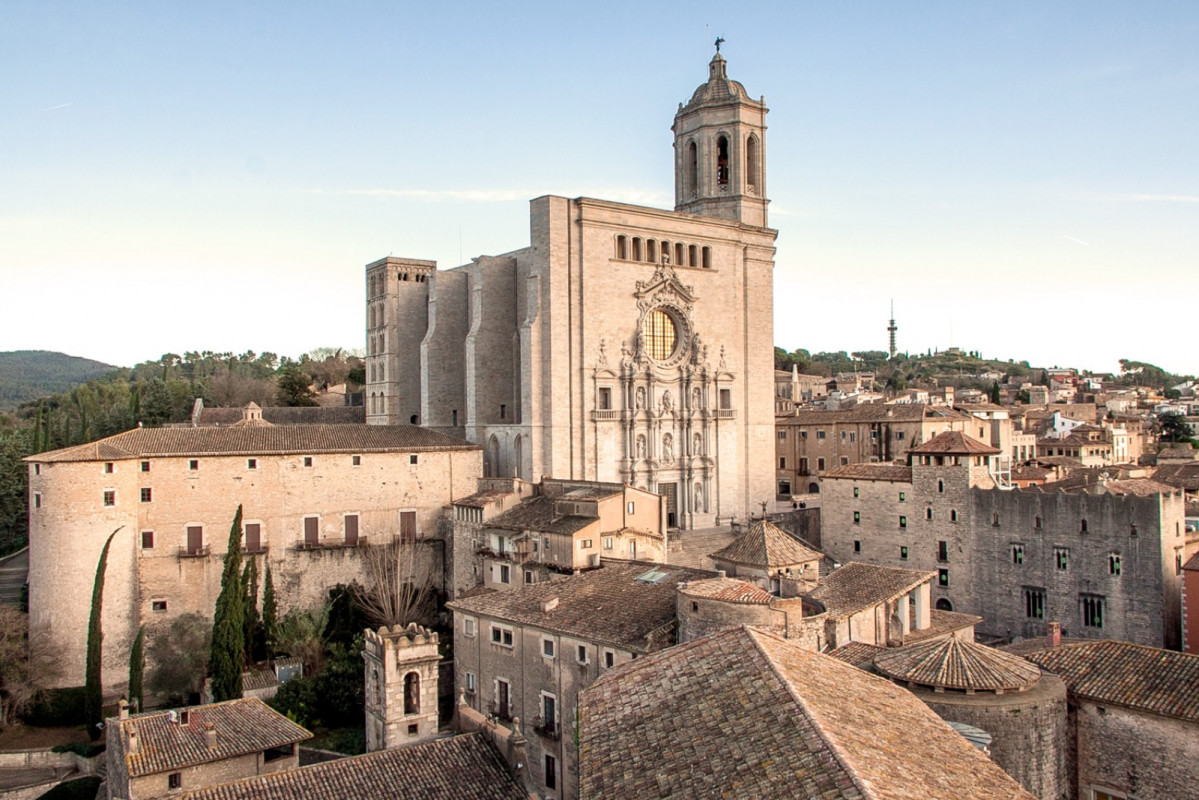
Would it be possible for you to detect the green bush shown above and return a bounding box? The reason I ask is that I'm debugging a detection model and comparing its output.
[35,776,102,800]
[50,742,105,758]
[271,676,320,728]
[25,687,86,727]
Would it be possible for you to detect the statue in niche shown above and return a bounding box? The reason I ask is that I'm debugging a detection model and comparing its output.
[690,332,705,365]
[693,432,702,455]
[635,387,646,410]
[620,339,631,366]
[691,387,701,409]
[718,345,728,372]
[636,434,647,460]
[661,389,673,412]
[662,433,673,464]
[597,338,607,367]
[694,483,703,511]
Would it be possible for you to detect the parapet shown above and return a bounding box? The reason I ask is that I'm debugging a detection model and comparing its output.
[363,622,439,659]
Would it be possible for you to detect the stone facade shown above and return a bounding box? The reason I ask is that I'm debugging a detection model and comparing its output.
[367,52,777,529]
[363,624,440,752]
[820,440,1194,648]
[26,424,480,691]
[1071,700,1199,800]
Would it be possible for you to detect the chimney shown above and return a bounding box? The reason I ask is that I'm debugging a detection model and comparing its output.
[716,570,726,578]
[126,725,140,754]
[118,699,130,720]
[1046,621,1061,649]
[540,597,559,613]
[204,723,217,749]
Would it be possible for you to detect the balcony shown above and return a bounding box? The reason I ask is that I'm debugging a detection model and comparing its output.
[712,409,736,420]
[489,702,512,724]
[177,545,210,559]
[533,717,560,741]
[294,536,368,552]
[241,544,270,556]
[590,409,620,422]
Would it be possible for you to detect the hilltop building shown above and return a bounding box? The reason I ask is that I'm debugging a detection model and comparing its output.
[365,49,778,528]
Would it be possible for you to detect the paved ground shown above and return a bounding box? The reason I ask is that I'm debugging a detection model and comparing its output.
[0,548,28,607]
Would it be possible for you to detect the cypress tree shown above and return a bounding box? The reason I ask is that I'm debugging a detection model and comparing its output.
[261,563,278,660]
[128,625,145,713]
[208,506,245,702]
[242,559,262,663]
[85,529,119,740]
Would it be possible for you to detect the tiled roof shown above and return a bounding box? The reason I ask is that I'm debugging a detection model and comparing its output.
[196,406,365,426]
[482,495,595,536]
[708,519,822,569]
[240,670,277,693]
[874,637,1042,693]
[452,490,514,509]
[1023,640,1199,723]
[677,577,773,604]
[903,609,984,644]
[176,732,528,800]
[27,425,479,463]
[806,562,934,620]
[447,560,714,653]
[909,431,1000,455]
[828,641,885,671]
[820,463,913,482]
[114,698,310,778]
[579,626,1034,800]
[1035,476,1179,497]
[1183,551,1199,572]
[1153,462,1199,491]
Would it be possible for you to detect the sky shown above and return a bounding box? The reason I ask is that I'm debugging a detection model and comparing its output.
[1,2,1196,376]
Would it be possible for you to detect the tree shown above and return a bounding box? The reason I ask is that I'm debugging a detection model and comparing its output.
[85,529,119,740]
[0,606,35,730]
[261,563,278,660]
[147,614,211,704]
[275,603,330,677]
[276,367,317,407]
[127,625,145,713]
[242,559,264,663]
[208,507,245,702]
[1159,413,1196,445]
[989,381,1002,404]
[350,539,437,630]
[139,379,175,426]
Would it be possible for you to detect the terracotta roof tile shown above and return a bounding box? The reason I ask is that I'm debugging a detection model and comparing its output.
[113,698,310,778]
[821,463,913,482]
[677,576,774,604]
[176,732,527,800]
[902,609,984,643]
[483,495,595,536]
[708,519,822,569]
[27,425,479,463]
[447,560,714,653]
[807,562,934,620]
[874,637,1042,693]
[580,626,1033,800]
[1023,640,1199,723]
[909,431,1000,455]
[828,641,885,670]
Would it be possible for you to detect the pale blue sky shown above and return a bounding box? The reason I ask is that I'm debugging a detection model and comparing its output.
[2,2,1196,375]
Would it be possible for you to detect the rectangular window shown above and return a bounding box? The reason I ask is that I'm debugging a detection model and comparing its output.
[189,460,199,470]
[541,694,556,734]
[152,600,168,613]
[500,403,506,419]
[352,455,361,466]
[577,644,588,664]
[303,456,313,467]
[897,431,905,440]
[938,568,950,587]
[853,511,860,524]
[853,487,859,498]
[186,526,203,555]
[399,510,417,545]
[598,388,611,410]
[1082,594,1105,628]
[168,772,181,789]
[779,457,786,469]
[840,457,849,466]
[937,541,948,562]
[603,537,614,550]
[817,430,826,440]
[247,458,257,469]
[1012,544,1024,565]
[33,493,42,509]
[304,517,319,546]
[103,490,115,507]
[344,514,359,546]
[604,649,616,668]
[498,564,511,584]
[544,754,557,791]
[490,625,514,647]
[899,516,907,529]
[1055,547,1069,571]
[141,531,154,549]
[1109,553,1121,576]
[719,389,731,410]
[854,540,861,553]
[465,672,476,692]
[817,458,826,471]
[777,430,786,441]
[525,569,534,584]
[627,501,635,514]
[899,492,906,502]
[542,638,555,658]
[140,488,152,503]
[900,546,909,560]
[1024,587,1045,619]
[464,618,476,638]
[579,539,593,549]
[840,430,846,441]
[141,461,150,472]
[244,523,261,552]
[409,454,418,465]
[104,462,114,474]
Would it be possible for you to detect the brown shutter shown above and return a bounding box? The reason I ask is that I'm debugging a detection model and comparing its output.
[304,517,319,546]
[187,526,203,555]
[400,511,416,545]
[345,515,359,546]
[244,523,260,552]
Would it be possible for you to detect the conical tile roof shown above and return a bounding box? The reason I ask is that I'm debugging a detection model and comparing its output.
[873,636,1041,693]
[708,520,821,569]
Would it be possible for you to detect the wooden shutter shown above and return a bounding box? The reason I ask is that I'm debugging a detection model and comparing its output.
[244,523,260,552]
[304,517,319,546]
[399,511,416,545]
[186,526,203,555]
[345,515,359,545]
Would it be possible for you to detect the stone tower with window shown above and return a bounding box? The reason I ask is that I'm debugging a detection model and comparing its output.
[363,622,440,751]
[673,49,769,226]
[365,257,435,426]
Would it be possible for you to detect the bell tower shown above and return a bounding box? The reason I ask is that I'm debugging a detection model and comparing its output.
[673,46,769,227]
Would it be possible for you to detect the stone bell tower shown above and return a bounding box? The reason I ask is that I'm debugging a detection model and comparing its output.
[363,623,440,751]
[673,46,769,227]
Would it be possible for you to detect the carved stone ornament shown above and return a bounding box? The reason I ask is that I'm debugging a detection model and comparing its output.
[634,263,697,315]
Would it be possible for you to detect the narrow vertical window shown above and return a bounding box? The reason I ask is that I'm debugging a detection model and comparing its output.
[647,239,657,263]
[746,134,759,193]
[615,235,628,259]
[702,246,712,269]
[686,140,698,197]
[716,135,730,185]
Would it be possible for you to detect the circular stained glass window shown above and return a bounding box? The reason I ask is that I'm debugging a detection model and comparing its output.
[642,309,677,361]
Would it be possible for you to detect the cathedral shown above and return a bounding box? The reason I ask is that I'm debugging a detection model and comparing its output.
[364,49,777,529]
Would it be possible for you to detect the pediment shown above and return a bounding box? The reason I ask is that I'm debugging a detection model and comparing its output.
[634,264,697,306]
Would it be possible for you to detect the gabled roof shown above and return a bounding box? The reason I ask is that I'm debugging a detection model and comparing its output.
[175,732,528,800]
[27,425,478,463]
[909,431,1000,455]
[708,519,822,569]
[806,563,934,620]
[447,560,714,653]
[821,463,913,482]
[873,637,1042,693]
[482,495,595,537]
[112,698,310,778]
[580,626,1033,800]
[1023,641,1199,724]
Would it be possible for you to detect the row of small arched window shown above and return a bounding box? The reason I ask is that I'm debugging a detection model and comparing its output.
[615,236,712,269]
[367,271,428,299]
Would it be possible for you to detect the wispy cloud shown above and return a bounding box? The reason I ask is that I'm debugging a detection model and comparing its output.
[1064,235,1089,247]
[1126,193,1199,204]
[41,102,72,112]
[307,186,671,206]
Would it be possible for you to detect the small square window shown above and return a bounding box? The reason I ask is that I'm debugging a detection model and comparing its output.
[141,530,154,548]
[577,644,588,664]
[409,454,418,465]
[579,539,593,549]
[603,537,614,550]
[303,457,313,467]
[938,568,950,587]
[104,462,114,474]
[189,460,199,471]
[247,458,257,470]
[352,455,361,466]
[899,492,906,502]
[168,772,181,789]
[140,488,152,503]
[140,461,150,472]
[604,649,615,668]
[543,639,555,658]
[899,516,907,529]
[103,490,116,507]
[152,600,168,612]
[407,723,418,736]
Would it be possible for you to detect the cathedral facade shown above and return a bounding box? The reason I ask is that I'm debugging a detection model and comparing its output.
[365,51,777,528]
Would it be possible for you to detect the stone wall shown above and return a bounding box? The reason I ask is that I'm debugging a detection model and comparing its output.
[1074,701,1199,800]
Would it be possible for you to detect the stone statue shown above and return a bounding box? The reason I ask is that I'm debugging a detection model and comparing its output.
[636,434,647,460]
[662,433,673,464]
[635,387,646,409]
[597,338,607,367]
[661,389,673,412]
[693,432,702,455]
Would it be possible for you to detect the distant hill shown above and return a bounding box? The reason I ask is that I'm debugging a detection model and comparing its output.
[0,351,119,413]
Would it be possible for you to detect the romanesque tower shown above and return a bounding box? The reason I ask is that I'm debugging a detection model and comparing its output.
[673,47,769,227]
[363,623,441,751]
[366,257,434,425]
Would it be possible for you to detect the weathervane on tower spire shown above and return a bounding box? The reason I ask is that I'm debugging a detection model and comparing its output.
[714,36,725,52]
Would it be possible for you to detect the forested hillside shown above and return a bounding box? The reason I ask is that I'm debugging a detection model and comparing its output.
[0,351,117,412]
